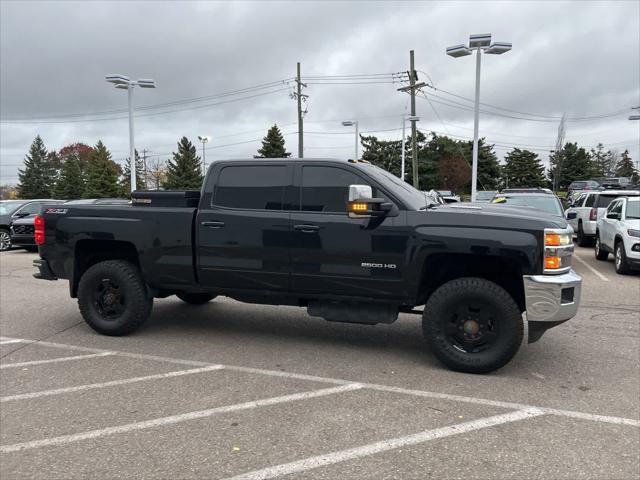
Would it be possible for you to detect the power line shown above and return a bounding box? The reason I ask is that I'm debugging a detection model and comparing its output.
[1,88,291,124]
[424,84,630,121]
[0,79,296,122]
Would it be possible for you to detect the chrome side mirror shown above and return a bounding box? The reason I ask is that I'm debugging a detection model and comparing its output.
[348,185,372,202]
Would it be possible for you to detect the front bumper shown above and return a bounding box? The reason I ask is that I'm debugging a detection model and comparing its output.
[523,269,582,323]
[523,269,582,343]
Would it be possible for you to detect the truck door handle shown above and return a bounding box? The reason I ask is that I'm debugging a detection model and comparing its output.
[294,224,319,233]
[201,221,225,228]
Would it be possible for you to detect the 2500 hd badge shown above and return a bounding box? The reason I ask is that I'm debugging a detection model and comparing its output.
[33,158,582,373]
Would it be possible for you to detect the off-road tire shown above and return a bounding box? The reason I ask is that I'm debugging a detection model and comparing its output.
[422,277,523,374]
[614,241,631,275]
[78,260,152,336]
[594,233,608,261]
[176,293,217,305]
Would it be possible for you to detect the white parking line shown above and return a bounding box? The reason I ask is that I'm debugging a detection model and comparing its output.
[0,383,362,453]
[0,352,113,369]
[0,339,23,345]
[1,337,638,428]
[227,408,545,480]
[573,253,609,282]
[0,365,224,402]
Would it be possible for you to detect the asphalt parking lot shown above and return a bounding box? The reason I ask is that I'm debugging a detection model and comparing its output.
[1,246,638,479]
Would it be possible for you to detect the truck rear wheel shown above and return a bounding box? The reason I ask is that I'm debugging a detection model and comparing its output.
[78,260,152,336]
[176,293,217,304]
[422,277,523,374]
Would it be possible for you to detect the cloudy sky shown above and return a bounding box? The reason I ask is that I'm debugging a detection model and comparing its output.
[1,0,639,184]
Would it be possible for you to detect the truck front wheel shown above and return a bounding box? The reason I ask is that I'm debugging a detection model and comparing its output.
[78,260,153,336]
[176,293,217,304]
[422,277,523,374]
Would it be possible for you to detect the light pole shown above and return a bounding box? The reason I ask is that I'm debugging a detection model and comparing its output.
[342,120,359,160]
[446,34,512,202]
[401,115,419,181]
[198,135,211,176]
[105,74,156,193]
[630,108,640,171]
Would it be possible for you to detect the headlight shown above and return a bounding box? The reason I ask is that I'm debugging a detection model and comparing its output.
[544,228,573,274]
[628,229,640,238]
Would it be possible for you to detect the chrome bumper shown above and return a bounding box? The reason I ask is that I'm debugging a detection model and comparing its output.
[523,269,582,323]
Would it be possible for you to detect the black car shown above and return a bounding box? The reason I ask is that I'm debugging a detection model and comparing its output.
[0,199,59,251]
[9,200,65,251]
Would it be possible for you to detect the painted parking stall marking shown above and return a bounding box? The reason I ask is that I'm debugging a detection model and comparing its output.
[226,408,545,480]
[0,352,113,369]
[0,337,638,428]
[0,364,224,402]
[0,383,363,453]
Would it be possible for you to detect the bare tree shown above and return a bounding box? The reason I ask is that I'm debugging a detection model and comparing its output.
[147,157,167,190]
[605,149,620,177]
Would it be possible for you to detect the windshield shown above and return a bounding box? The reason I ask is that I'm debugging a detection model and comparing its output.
[437,190,453,196]
[626,200,640,219]
[476,191,496,200]
[358,163,433,210]
[0,201,27,216]
[492,195,564,216]
[570,181,586,189]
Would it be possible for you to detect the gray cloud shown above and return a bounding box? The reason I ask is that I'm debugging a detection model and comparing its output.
[1,0,639,183]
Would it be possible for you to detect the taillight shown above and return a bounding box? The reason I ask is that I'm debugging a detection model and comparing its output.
[589,208,597,221]
[34,215,45,245]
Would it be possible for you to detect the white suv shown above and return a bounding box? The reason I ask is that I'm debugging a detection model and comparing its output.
[595,197,640,274]
[565,190,640,246]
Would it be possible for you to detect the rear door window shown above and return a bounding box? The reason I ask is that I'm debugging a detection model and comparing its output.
[584,194,596,207]
[595,195,617,209]
[214,165,287,210]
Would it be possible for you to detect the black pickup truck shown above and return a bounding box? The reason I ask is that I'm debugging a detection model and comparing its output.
[34,159,582,373]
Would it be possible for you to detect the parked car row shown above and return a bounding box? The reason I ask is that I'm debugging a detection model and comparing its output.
[565,190,640,246]
[594,196,640,274]
[0,198,129,251]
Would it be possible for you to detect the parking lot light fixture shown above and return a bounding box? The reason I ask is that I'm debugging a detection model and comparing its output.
[198,135,211,175]
[446,34,512,202]
[105,74,157,192]
[342,120,359,160]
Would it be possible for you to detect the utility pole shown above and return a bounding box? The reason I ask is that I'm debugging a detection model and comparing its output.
[295,62,308,158]
[410,51,418,188]
[397,51,425,188]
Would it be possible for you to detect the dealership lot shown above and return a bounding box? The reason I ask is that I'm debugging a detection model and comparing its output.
[1,248,638,479]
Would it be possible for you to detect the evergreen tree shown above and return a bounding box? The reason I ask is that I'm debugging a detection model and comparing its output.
[461,139,500,191]
[548,142,593,190]
[501,148,547,188]
[163,137,204,190]
[16,135,57,198]
[615,150,638,182]
[255,124,291,158]
[120,150,146,194]
[53,153,85,199]
[590,143,609,178]
[361,135,403,176]
[83,141,121,198]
